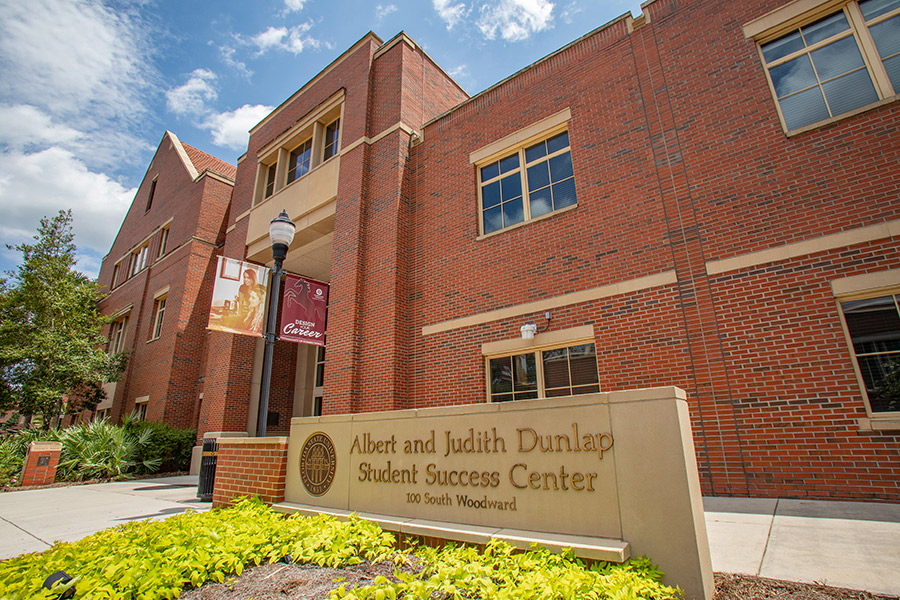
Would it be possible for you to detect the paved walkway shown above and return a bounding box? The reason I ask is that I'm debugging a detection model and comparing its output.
[1,477,898,596]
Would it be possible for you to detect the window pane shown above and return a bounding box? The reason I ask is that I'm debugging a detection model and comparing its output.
[481,162,499,181]
[762,30,805,62]
[552,178,578,210]
[861,0,900,20]
[512,353,537,391]
[855,354,900,412]
[572,384,601,395]
[770,55,818,97]
[842,296,900,354]
[809,36,865,81]
[802,12,849,46]
[493,393,514,403]
[821,68,879,116]
[546,388,571,397]
[870,16,900,61]
[490,357,513,394]
[569,344,599,385]
[546,131,570,154]
[543,348,570,390]
[502,197,524,227]
[883,53,900,90]
[527,162,551,191]
[516,391,539,401]
[530,186,553,218]
[525,140,547,163]
[499,153,520,174]
[500,173,522,201]
[483,205,503,234]
[482,181,501,209]
[549,152,574,181]
[779,86,830,129]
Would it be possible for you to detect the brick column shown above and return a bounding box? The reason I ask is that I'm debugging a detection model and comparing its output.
[19,441,62,487]
[212,437,289,508]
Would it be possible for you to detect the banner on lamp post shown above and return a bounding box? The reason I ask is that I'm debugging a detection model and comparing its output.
[207,256,269,337]
[280,274,328,345]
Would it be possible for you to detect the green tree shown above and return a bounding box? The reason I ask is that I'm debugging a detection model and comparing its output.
[0,210,124,424]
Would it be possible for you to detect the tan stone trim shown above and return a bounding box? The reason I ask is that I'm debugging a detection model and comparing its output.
[166,131,200,180]
[706,219,900,275]
[197,169,235,186]
[110,304,133,320]
[251,33,382,135]
[340,121,418,156]
[256,91,345,159]
[373,31,415,59]
[422,271,677,336]
[482,325,595,356]
[135,395,149,404]
[831,268,900,299]
[28,441,62,452]
[743,0,846,42]
[469,108,572,164]
[217,436,289,446]
[153,285,169,300]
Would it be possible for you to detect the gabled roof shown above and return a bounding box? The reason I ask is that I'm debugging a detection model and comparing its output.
[182,141,237,180]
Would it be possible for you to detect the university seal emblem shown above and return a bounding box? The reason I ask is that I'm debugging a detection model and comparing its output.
[299,432,336,496]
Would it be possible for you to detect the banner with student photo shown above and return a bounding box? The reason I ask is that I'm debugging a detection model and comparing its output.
[208,257,269,337]
[280,274,328,346]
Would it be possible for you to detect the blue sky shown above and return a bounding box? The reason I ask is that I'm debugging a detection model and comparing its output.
[0,0,643,279]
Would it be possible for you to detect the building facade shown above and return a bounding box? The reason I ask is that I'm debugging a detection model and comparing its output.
[100,0,900,501]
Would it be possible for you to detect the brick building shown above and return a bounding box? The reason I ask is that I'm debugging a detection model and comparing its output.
[100,0,900,501]
[97,131,235,427]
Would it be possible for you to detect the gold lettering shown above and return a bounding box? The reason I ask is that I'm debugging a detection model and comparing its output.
[509,463,527,488]
[517,428,537,452]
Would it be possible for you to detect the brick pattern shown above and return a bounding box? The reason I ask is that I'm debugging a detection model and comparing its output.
[212,439,289,507]
[19,442,61,487]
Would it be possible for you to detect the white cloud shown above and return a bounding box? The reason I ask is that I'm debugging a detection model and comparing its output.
[434,0,469,29]
[220,45,253,79]
[166,69,218,116]
[0,105,83,152]
[284,0,307,12]
[250,23,322,55]
[479,0,555,41]
[202,105,275,151]
[376,4,398,20]
[0,148,135,278]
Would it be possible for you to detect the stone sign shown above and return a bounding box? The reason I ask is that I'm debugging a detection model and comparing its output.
[284,387,713,600]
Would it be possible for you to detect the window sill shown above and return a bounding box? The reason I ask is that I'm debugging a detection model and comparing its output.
[784,94,900,137]
[477,203,578,241]
[857,417,900,431]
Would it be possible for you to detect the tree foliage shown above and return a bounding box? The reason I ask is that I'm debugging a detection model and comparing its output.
[0,210,124,423]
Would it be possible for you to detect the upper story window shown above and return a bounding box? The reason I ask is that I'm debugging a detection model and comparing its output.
[111,262,121,289]
[129,243,149,277]
[158,226,169,259]
[488,342,599,402]
[749,0,900,132]
[264,164,276,199]
[287,139,312,184]
[150,295,166,340]
[145,177,157,212]
[478,130,577,236]
[109,316,128,355]
[323,119,340,161]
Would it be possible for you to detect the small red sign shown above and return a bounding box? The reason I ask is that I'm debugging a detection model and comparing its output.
[280,274,328,346]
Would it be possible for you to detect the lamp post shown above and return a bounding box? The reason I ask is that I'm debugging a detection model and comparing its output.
[257,210,296,437]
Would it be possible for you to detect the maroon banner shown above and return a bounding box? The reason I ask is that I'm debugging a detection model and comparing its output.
[280,274,328,345]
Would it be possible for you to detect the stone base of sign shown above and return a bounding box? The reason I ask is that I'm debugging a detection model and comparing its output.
[19,441,62,487]
[283,387,713,600]
[191,431,249,475]
[212,436,288,508]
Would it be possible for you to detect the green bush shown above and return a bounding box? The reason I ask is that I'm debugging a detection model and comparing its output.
[56,420,160,480]
[125,419,196,474]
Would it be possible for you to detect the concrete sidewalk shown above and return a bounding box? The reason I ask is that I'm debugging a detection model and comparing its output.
[0,478,898,596]
[0,475,208,559]
[704,497,900,596]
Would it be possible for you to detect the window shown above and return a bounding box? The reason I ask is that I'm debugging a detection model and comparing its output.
[479,130,577,235]
[135,401,148,420]
[158,226,169,259]
[323,118,340,161]
[488,343,599,402]
[111,262,121,289]
[145,177,157,212]
[264,164,276,198]
[129,243,149,277]
[754,0,900,132]
[840,294,900,413]
[109,316,128,354]
[94,409,109,421]
[287,139,312,184]
[150,296,166,340]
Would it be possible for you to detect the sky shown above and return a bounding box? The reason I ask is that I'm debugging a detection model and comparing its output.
[0,0,644,280]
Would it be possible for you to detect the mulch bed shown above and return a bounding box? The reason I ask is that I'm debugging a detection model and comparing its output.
[179,562,898,600]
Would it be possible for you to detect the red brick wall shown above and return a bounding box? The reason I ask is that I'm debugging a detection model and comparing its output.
[212,438,289,507]
[19,442,61,487]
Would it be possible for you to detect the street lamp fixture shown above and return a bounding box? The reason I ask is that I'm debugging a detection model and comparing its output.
[257,210,296,437]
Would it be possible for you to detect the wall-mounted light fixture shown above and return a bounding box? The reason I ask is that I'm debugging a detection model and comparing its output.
[520,312,551,340]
